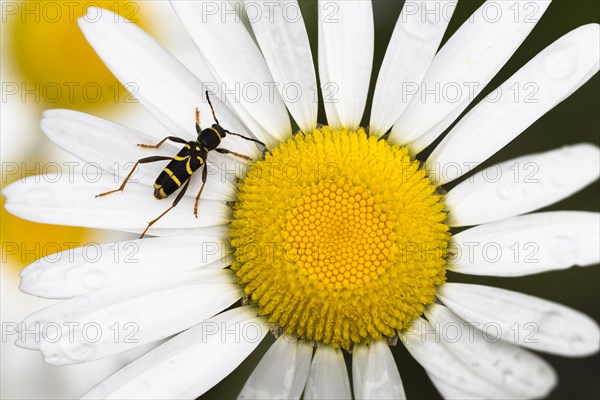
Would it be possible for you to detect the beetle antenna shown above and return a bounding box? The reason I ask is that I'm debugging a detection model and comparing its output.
[226,131,266,148]
[205,90,220,125]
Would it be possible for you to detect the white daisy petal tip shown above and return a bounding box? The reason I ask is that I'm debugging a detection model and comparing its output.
[2,180,30,221]
[79,5,98,22]
[437,283,600,357]
[80,306,268,399]
[425,303,558,399]
[18,270,242,364]
[4,174,230,234]
[448,211,600,277]
[444,143,600,227]
[18,235,232,299]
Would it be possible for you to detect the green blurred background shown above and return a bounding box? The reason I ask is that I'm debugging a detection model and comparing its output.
[1,0,598,399]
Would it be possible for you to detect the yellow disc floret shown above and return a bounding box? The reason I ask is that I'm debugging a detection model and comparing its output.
[230,127,449,349]
[287,181,395,292]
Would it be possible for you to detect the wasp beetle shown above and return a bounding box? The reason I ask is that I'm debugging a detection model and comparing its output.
[96,91,265,238]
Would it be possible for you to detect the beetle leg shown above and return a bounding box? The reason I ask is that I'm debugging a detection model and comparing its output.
[95,156,173,198]
[137,136,188,149]
[215,147,252,161]
[139,176,192,238]
[194,162,208,218]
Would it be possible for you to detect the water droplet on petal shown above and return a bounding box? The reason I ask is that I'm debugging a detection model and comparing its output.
[548,236,578,265]
[496,183,513,201]
[83,270,109,290]
[45,354,59,364]
[79,345,92,357]
[482,45,495,59]
[551,173,568,187]
[542,42,578,80]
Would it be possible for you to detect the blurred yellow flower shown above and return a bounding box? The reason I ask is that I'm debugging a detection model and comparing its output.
[5,0,153,110]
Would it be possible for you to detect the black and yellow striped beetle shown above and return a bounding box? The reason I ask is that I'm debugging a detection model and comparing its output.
[96,91,265,238]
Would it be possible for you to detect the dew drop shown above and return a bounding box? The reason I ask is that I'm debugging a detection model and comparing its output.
[403,13,438,40]
[542,42,578,80]
[64,266,79,280]
[45,354,59,364]
[23,270,42,283]
[551,174,568,187]
[548,236,578,265]
[83,270,109,290]
[501,368,514,385]
[482,45,495,59]
[571,334,584,343]
[79,345,92,357]
[496,183,513,201]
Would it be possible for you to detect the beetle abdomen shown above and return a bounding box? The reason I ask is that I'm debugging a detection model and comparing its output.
[153,142,205,199]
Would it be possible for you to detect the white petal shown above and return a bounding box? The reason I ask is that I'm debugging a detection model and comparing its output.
[444,144,600,226]
[304,346,351,400]
[317,22,341,130]
[41,109,239,201]
[448,211,600,277]
[370,1,457,135]
[171,0,291,147]
[247,0,317,134]
[425,372,482,400]
[318,0,374,130]
[437,283,600,357]
[400,318,510,398]
[426,24,600,184]
[81,306,267,399]
[425,303,557,398]
[390,0,551,145]
[352,341,406,400]
[78,7,258,158]
[119,225,229,238]
[239,335,313,400]
[20,235,232,299]
[2,175,230,234]
[17,269,240,361]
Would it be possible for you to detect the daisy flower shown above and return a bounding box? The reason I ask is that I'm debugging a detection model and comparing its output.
[3,0,600,398]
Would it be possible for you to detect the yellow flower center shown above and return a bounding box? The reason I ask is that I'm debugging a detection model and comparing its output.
[230,127,449,348]
[286,180,395,291]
